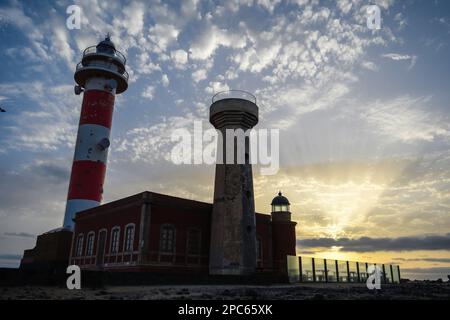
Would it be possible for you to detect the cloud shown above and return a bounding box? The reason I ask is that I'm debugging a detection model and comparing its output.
[170,49,188,69]
[0,3,48,61]
[401,267,450,274]
[336,0,353,14]
[0,165,68,243]
[256,0,281,13]
[50,26,75,70]
[148,23,180,51]
[142,85,156,100]
[360,95,450,143]
[252,152,450,240]
[113,113,204,163]
[180,0,201,20]
[382,53,413,61]
[394,12,407,30]
[4,232,35,239]
[297,234,450,252]
[205,81,230,94]
[258,81,350,128]
[234,42,281,73]
[26,160,70,183]
[394,258,450,263]
[381,53,418,69]
[189,24,247,60]
[192,69,207,83]
[361,61,379,71]
[137,52,162,75]
[401,267,450,280]
[0,82,78,151]
[161,74,170,87]
[421,258,450,263]
[115,1,146,36]
[0,254,22,260]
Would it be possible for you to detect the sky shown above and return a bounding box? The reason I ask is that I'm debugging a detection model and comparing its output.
[0,0,449,281]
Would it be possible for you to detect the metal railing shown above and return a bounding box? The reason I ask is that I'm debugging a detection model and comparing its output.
[76,62,129,82]
[212,89,257,104]
[83,45,127,65]
[287,255,401,284]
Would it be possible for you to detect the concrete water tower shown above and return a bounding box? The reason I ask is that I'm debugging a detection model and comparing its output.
[63,35,129,230]
[208,90,258,275]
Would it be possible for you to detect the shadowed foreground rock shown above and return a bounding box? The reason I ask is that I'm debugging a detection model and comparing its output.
[1,282,450,300]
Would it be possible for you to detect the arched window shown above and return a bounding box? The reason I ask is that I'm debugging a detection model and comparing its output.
[75,234,84,257]
[160,224,176,254]
[124,224,135,252]
[110,227,120,254]
[187,229,201,255]
[96,229,107,266]
[86,232,95,256]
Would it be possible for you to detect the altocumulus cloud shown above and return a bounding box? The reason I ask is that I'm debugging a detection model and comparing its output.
[4,232,35,239]
[394,258,450,263]
[0,254,22,260]
[297,234,450,252]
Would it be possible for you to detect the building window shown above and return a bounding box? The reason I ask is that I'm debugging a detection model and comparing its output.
[124,224,135,252]
[160,225,175,254]
[75,234,84,257]
[110,227,120,254]
[187,229,201,255]
[272,204,290,212]
[86,232,95,256]
[256,237,263,261]
[96,230,107,266]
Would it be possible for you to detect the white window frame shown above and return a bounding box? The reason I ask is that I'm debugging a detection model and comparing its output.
[96,228,107,264]
[86,231,95,256]
[110,226,121,255]
[123,223,135,253]
[76,233,84,257]
[160,224,176,254]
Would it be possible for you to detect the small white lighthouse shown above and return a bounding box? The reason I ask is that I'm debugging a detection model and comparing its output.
[62,35,129,230]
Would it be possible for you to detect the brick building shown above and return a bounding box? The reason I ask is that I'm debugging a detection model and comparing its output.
[69,191,297,275]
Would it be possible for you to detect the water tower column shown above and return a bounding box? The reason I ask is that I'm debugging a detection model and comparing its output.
[209,91,259,275]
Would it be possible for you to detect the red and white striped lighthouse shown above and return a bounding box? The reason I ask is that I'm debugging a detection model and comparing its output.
[63,35,128,230]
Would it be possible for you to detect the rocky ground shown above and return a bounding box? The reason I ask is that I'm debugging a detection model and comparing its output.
[1,282,450,300]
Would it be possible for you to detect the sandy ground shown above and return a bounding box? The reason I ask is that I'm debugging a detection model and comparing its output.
[1,282,449,300]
